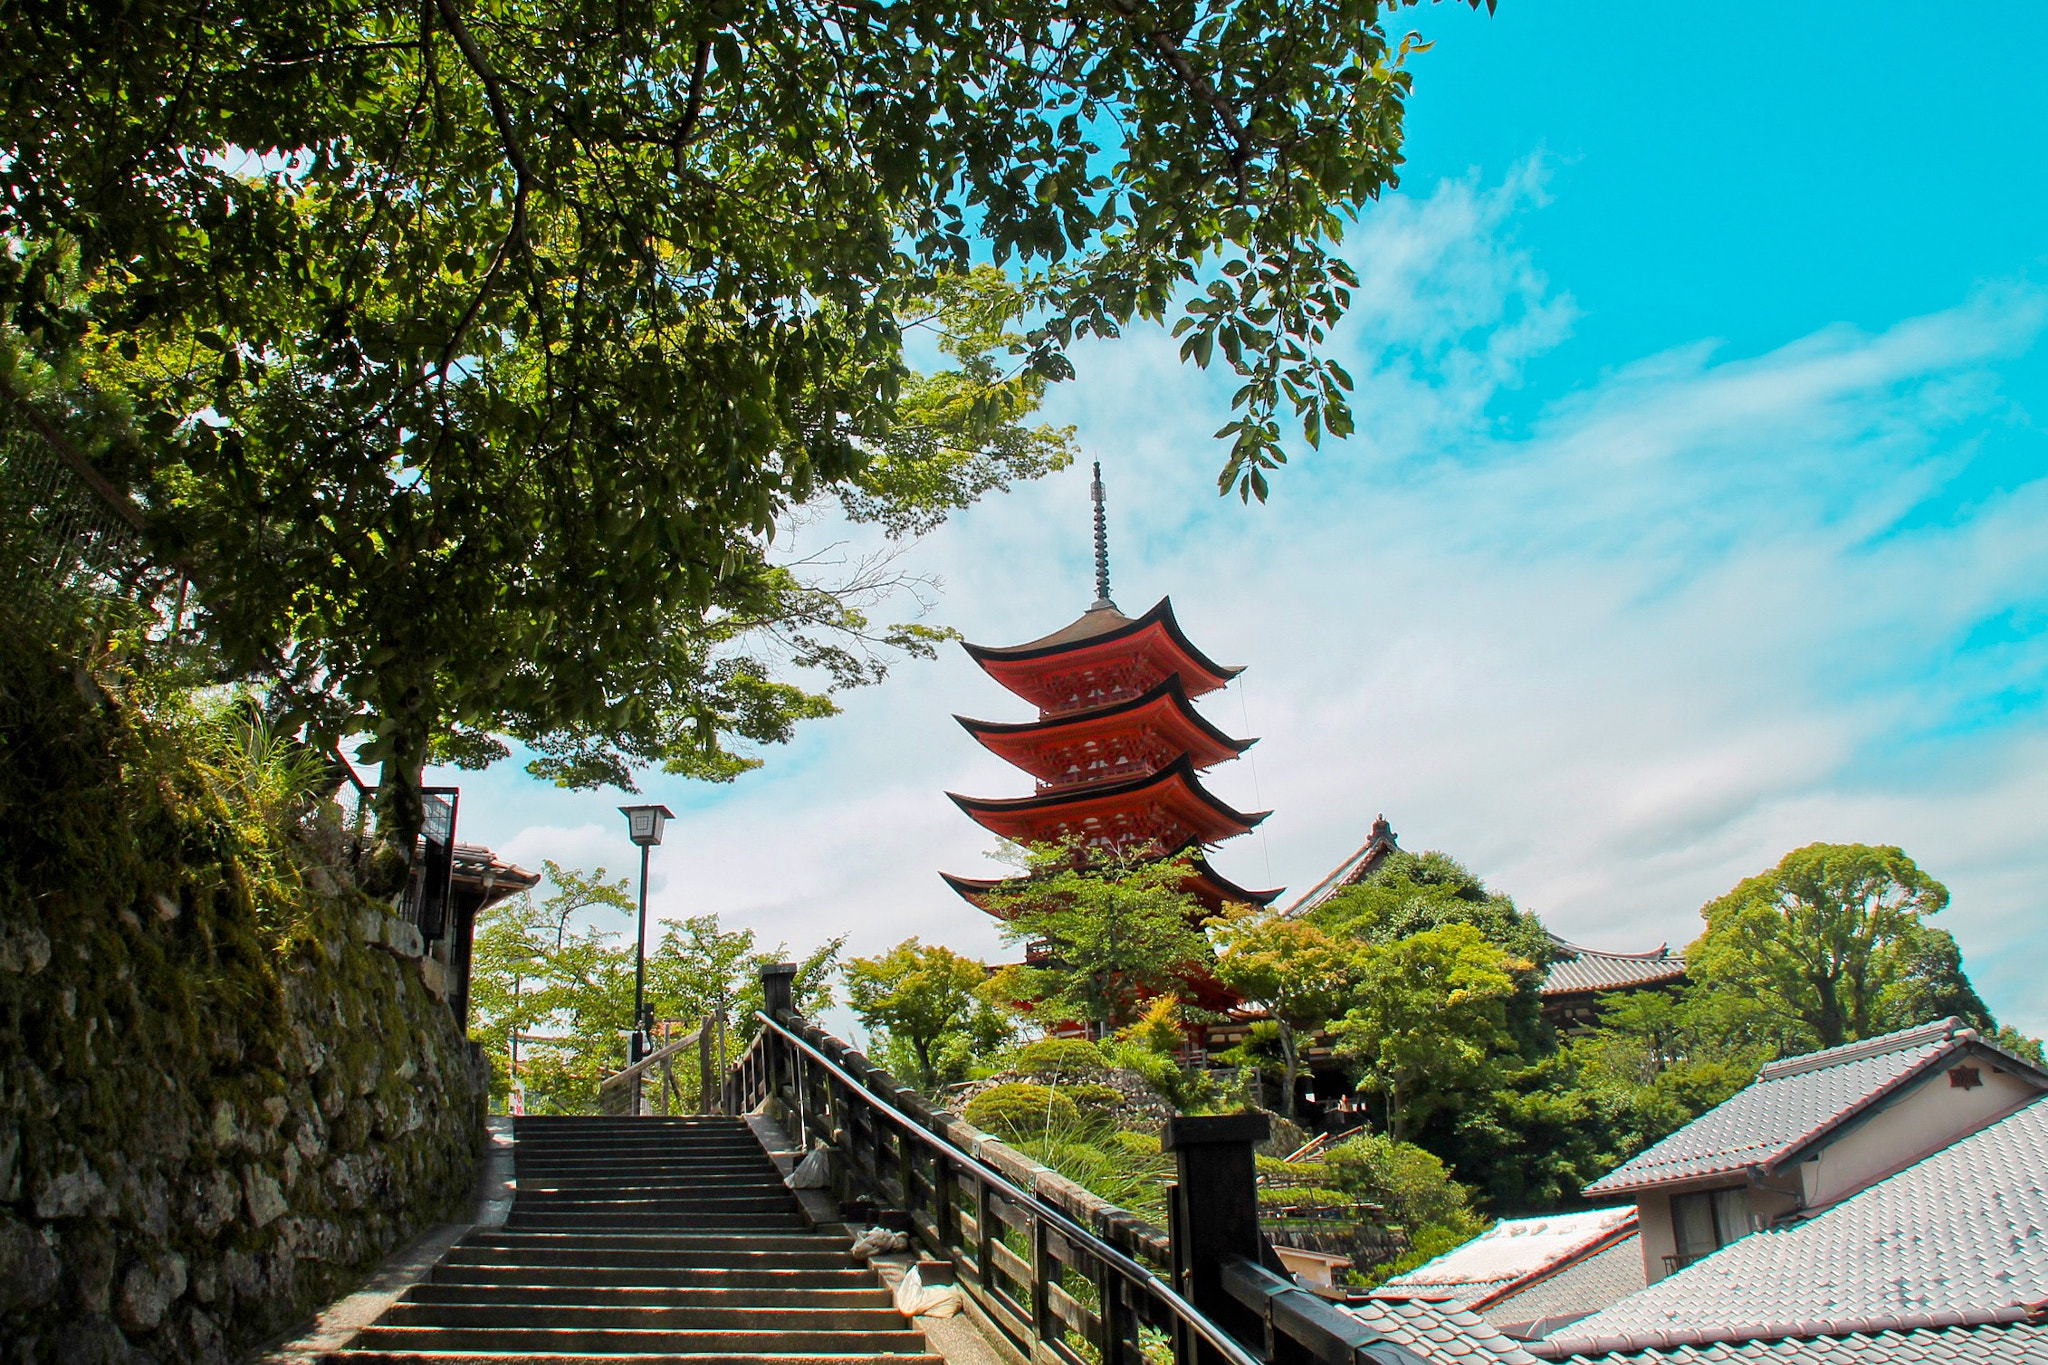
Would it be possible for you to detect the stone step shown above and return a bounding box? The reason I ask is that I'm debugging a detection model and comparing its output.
[516,1178,792,1196]
[430,1265,877,1290]
[346,1326,932,1353]
[503,1214,810,1233]
[332,1353,942,1365]
[377,1303,910,1331]
[459,1231,844,1253]
[511,1194,798,1215]
[441,1245,853,1270]
[403,1283,894,1310]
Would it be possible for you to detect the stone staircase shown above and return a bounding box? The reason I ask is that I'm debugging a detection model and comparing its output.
[328,1114,939,1364]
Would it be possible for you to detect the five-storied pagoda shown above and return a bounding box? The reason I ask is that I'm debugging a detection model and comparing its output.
[942,464,1280,930]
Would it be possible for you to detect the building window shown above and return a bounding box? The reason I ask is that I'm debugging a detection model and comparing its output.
[1668,1187,1751,1271]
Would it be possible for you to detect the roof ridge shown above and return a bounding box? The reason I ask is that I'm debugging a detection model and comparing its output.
[1757,1017,1965,1081]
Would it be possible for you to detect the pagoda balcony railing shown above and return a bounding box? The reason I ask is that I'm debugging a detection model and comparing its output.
[1037,757,1164,791]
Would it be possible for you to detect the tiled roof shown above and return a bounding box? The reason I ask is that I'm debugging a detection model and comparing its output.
[1584,1018,1990,1194]
[1553,1320,2048,1364]
[1344,1297,1544,1363]
[1285,816,1400,916]
[1376,1208,1639,1306]
[1542,937,1687,997]
[1536,1095,2048,1357]
[1484,1233,1646,1335]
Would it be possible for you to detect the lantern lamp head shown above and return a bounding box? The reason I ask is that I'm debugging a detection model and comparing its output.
[619,804,675,848]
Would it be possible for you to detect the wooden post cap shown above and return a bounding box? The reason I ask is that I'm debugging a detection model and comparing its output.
[1162,1113,1270,1150]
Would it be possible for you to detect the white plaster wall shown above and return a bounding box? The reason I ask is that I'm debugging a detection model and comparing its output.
[1801,1054,2039,1206]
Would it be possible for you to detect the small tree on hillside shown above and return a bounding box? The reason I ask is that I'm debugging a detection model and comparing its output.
[1210,909,1351,1121]
[1331,924,1524,1143]
[846,939,1011,1089]
[987,844,1211,1033]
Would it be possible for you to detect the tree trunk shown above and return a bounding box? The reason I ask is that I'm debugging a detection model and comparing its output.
[1277,1020,1300,1122]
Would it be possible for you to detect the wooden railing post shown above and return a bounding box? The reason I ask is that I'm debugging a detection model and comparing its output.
[700,1016,716,1113]
[761,962,796,1110]
[1164,1114,1268,1365]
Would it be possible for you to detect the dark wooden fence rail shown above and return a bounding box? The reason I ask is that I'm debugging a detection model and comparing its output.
[725,964,1428,1365]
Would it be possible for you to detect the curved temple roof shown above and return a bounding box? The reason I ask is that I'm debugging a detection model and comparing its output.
[956,675,1254,781]
[962,597,1243,709]
[946,753,1270,848]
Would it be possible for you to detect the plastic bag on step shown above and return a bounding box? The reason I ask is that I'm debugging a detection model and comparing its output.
[849,1226,910,1260]
[788,1145,833,1189]
[749,1094,787,1122]
[893,1266,963,1319]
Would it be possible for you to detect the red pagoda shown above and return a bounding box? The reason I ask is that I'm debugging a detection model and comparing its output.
[942,464,1280,916]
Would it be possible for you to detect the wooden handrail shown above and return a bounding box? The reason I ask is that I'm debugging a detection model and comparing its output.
[598,1027,703,1094]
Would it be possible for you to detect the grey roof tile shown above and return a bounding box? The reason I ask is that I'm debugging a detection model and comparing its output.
[1543,937,1687,997]
[1551,1319,2048,1363]
[1583,1018,2013,1194]
[1344,1297,1544,1364]
[1539,1095,2048,1356]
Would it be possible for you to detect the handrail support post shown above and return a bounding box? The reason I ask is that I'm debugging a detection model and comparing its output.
[1164,1114,1269,1365]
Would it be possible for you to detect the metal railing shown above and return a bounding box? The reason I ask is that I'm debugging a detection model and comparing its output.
[727,964,1428,1365]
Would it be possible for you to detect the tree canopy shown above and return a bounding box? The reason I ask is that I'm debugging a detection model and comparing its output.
[845,937,1012,1089]
[2,0,1485,850]
[1690,842,1967,1050]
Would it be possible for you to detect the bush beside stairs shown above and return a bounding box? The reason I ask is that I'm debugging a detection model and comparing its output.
[324,1114,941,1364]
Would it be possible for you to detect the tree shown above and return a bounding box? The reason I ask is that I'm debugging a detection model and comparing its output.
[1308,850,1553,1053]
[3,0,1483,859]
[845,938,1011,1089]
[989,845,1213,1032]
[1689,843,1956,1050]
[1331,924,1524,1143]
[1210,909,1352,1120]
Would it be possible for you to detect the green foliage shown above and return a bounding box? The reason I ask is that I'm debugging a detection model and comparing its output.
[1015,1037,1112,1083]
[1331,923,1524,1142]
[1212,908,1352,1119]
[990,843,1213,1030]
[1101,1039,1215,1112]
[2,0,1480,851]
[845,938,1011,1089]
[1690,842,1957,1049]
[1007,1123,1175,1227]
[963,1082,1082,1141]
[466,881,841,1111]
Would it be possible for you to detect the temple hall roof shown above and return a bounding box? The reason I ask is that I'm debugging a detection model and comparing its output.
[1542,936,1688,998]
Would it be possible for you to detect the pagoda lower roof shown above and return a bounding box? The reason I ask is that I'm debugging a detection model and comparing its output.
[942,851,1282,913]
[962,597,1241,712]
[956,676,1254,783]
[946,754,1269,848]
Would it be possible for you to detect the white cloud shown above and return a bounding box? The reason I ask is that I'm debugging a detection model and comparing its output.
[441,158,2048,1041]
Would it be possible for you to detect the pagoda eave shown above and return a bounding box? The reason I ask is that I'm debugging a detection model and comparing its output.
[963,597,1243,707]
[955,676,1255,782]
[946,756,1269,849]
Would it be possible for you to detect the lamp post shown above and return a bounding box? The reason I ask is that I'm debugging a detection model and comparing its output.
[618,805,674,1092]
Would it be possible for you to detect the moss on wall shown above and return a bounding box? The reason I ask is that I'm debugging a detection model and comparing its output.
[0,635,484,1365]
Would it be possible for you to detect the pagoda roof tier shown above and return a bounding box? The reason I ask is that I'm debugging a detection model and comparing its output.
[942,852,1281,914]
[946,755,1269,850]
[962,597,1242,716]
[956,677,1254,788]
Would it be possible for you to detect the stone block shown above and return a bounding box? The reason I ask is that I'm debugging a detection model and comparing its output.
[416,954,449,999]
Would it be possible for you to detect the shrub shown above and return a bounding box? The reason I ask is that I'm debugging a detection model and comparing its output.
[964,1082,1081,1140]
[1015,1037,1110,1082]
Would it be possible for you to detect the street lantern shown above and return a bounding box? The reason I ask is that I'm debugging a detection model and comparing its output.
[618,804,675,1094]
[622,804,671,848]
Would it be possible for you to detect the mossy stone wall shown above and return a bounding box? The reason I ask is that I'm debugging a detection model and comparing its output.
[0,639,485,1365]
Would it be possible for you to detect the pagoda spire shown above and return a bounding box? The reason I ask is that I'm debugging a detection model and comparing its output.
[1090,460,1116,611]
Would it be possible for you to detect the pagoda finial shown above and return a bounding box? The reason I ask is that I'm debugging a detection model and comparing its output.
[1090,460,1116,611]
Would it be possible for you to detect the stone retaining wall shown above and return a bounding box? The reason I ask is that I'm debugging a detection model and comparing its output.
[0,642,486,1365]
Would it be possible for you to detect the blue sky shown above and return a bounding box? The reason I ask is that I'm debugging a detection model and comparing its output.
[433,1,2048,1039]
